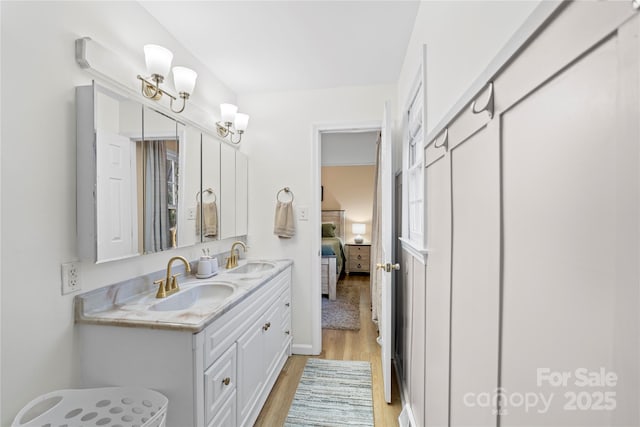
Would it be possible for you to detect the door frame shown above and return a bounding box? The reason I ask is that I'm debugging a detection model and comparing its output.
[310,120,382,354]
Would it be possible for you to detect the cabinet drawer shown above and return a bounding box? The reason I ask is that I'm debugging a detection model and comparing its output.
[204,343,237,424]
[349,253,370,263]
[350,245,370,254]
[349,261,370,272]
[207,389,236,427]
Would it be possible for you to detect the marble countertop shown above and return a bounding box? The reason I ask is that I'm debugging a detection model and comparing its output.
[74,259,293,333]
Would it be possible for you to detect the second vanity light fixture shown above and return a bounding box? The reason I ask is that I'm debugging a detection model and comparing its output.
[216,103,250,144]
[137,44,197,114]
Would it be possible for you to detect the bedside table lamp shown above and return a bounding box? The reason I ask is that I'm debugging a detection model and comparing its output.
[352,223,366,244]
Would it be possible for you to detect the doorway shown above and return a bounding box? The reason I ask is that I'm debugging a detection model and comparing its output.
[310,121,381,354]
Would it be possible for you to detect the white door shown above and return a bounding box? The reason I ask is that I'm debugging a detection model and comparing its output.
[96,131,137,261]
[379,100,397,403]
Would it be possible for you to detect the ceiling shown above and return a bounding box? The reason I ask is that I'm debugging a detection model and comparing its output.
[140,1,420,94]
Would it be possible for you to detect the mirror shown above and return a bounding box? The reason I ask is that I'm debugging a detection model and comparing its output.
[201,133,221,242]
[91,85,143,261]
[77,82,245,263]
[219,144,248,239]
[139,106,183,253]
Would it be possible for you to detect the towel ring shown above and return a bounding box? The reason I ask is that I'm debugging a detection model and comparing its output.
[277,187,294,202]
[196,188,216,203]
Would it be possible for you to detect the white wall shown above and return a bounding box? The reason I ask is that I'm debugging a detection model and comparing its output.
[397,0,542,135]
[0,2,237,424]
[239,85,395,352]
[321,131,378,166]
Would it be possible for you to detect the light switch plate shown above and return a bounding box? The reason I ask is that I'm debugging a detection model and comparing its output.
[187,207,196,220]
[299,206,309,221]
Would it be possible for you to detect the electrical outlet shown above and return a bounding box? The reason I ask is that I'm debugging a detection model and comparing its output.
[187,207,196,220]
[61,262,81,295]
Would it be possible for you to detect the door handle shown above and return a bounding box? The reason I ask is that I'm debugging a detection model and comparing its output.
[376,263,400,273]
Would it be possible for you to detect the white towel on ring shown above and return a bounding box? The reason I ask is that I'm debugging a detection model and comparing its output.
[274,201,295,238]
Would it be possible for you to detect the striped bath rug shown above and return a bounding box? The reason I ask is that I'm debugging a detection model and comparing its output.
[285,358,374,426]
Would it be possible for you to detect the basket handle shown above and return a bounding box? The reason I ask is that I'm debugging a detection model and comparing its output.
[12,392,64,427]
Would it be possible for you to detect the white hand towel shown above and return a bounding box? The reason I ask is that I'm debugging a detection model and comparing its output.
[274,201,295,238]
[196,201,218,237]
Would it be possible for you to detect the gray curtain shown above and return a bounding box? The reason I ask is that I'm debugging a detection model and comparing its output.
[144,140,169,253]
[370,133,383,325]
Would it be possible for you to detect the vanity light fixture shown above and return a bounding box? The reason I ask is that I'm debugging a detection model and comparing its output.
[216,103,250,144]
[137,44,197,114]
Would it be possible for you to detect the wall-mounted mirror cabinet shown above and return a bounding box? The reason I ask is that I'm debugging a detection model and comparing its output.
[220,144,248,239]
[77,82,248,263]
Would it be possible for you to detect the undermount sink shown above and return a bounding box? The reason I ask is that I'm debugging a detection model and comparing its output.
[149,282,235,312]
[228,262,276,274]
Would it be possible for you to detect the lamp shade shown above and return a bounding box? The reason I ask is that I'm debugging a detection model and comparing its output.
[234,113,250,132]
[220,103,238,124]
[352,223,366,235]
[173,66,197,95]
[144,44,173,77]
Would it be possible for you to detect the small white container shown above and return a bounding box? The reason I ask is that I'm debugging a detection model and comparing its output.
[209,257,219,274]
[196,256,214,278]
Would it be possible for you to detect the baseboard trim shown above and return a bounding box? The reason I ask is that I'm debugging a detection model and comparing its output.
[394,358,416,427]
[292,343,317,355]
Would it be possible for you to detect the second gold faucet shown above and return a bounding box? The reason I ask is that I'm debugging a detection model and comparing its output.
[226,241,247,269]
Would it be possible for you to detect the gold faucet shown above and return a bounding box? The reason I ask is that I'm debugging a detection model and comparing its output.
[226,241,247,269]
[154,255,191,298]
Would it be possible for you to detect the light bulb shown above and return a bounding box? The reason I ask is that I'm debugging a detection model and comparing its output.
[234,113,250,132]
[144,44,173,78]
[220,103,238,124]
[173,66,197,95]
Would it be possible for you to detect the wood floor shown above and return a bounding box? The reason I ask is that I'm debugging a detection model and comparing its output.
[255,274,403,426]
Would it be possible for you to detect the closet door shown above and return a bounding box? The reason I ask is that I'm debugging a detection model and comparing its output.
[500,9,639,426]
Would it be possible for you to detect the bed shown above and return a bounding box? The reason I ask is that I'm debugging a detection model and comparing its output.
[321,210,346,300]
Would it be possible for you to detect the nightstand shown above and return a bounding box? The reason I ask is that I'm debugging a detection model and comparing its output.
[345,243,371,274]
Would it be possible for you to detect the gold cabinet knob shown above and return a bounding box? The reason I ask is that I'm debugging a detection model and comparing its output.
[222,377,231,386]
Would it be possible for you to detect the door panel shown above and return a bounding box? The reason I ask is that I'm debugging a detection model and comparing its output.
[501,36,618,426]
[449,122,500,426]
[423,155,451,427]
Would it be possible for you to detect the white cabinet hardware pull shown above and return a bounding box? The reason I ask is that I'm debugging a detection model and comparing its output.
[222,377,230,386]
[471,82,494,119]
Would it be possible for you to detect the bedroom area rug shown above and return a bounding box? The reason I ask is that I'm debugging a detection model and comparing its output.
[284,358,374,427]
[322,281,360,330]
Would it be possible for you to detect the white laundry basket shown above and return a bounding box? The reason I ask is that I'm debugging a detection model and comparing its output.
[12,386,168,427]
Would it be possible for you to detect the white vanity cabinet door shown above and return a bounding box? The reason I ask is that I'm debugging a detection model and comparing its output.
[237,311,269,426]
[278,287,292,353]
[208,390,236,427]
[204,343,236,425]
